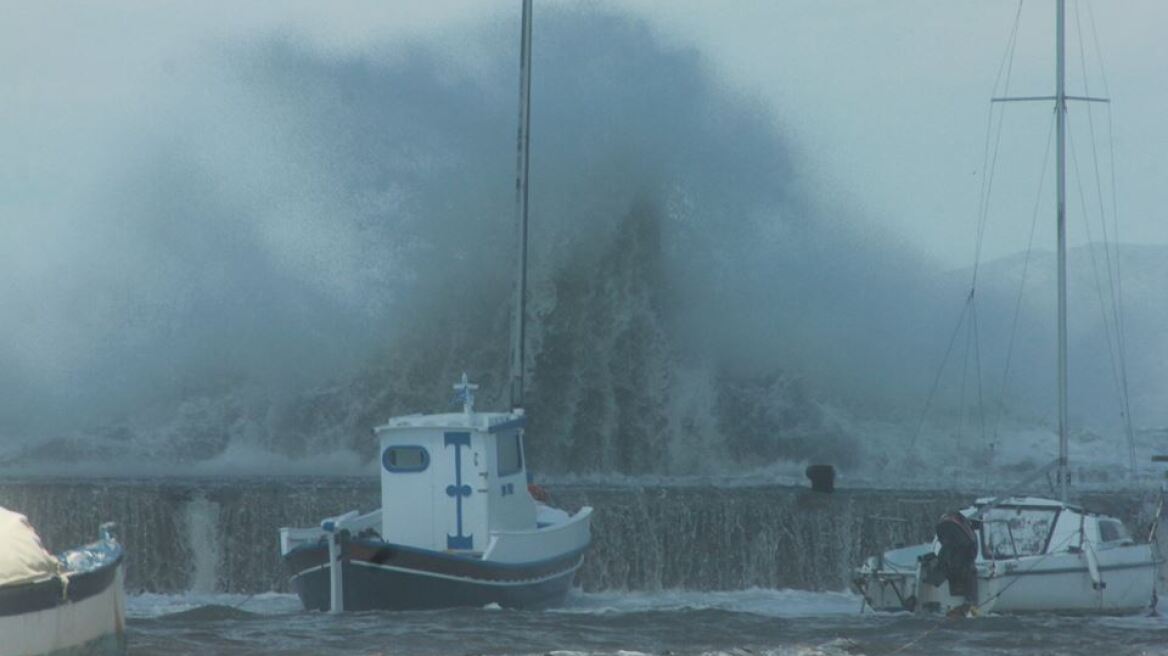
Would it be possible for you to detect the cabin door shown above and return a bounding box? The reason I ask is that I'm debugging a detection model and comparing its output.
[441,431,487,552]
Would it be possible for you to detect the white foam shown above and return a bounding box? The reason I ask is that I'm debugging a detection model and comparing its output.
[557,587,863,619]
[127,592,301,618]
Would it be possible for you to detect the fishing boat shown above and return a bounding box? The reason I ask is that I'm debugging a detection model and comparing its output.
[853,1,1158,615]
[278,0,593,612]
[0,507,126,656]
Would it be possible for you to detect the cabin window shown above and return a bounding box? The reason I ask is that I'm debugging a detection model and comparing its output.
[980,507,1057,559]
[1099,520,1129,543]
[497,432,523,477]
[382,446,430,472]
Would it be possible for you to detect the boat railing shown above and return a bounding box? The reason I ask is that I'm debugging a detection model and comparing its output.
[482,506,592,563]
[279,509,381,555]
[972,459,1062,520]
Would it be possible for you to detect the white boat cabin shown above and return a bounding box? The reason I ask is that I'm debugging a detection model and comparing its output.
[375,408,535,554]
[280,374,591,575]
[972,497,1135,560]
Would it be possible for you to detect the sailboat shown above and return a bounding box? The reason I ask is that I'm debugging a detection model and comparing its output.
[278,0,593,612]
[853,1,1159,615]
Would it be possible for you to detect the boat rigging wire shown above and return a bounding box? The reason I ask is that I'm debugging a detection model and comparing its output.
[1085,0,1129,372]
[1073,0,1137,474]
[908,294,971,453]
[970,0,1026,289]
[909,1,1023,455]
[914,0,1138,483]
[1081,4,1135,459]
[967,296,985,448]
[1065,124,1135,469]
[1067,126,1136,473]
[992,115,1055,448]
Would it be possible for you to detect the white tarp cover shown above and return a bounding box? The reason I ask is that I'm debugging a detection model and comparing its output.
[0,506,61,586]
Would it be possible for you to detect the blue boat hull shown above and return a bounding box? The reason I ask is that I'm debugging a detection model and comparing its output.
[285,539,584,611]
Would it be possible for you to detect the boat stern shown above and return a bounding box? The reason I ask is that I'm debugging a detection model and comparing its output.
[853,542,933,612]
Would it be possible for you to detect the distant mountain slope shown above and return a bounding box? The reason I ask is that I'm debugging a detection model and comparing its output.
[949,242,1168,430]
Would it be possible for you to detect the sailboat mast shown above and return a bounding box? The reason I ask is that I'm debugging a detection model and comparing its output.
[510,0,534,411]
[1055,0,1069,502]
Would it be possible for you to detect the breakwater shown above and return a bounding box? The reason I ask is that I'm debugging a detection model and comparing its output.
[1,479,1157,594]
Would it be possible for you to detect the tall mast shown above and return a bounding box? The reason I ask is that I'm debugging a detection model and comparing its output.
[990,0,1109,501]
[1055,0,1069,503]
[509,0,533,410]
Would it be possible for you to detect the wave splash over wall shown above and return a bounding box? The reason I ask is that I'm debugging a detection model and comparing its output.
[2,8,943,480]
[2,8,1158,483]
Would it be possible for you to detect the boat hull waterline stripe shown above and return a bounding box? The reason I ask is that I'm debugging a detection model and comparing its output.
[285,539,588,581]
[291,556,583,588]
[0,553,123,618]
[290,556,578,611]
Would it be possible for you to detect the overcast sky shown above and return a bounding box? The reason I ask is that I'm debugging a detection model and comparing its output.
[1,0,1165,454]
[4,1,1164,270]
[623,1,1168,266]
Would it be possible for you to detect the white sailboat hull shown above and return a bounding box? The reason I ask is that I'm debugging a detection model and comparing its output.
[858,544,1158,615]
[855,498,1159,616]
[918,544,1156,615]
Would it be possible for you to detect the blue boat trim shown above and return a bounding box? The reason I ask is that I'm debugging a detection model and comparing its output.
[487,416,527,433]
[382,445,431,473]
[444,431,474,550]
[0,546,123,618]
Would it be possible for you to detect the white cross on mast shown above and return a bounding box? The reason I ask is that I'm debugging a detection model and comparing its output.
[453,372,480,415]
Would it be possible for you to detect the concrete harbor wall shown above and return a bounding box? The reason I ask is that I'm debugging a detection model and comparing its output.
[0,479,1157,594]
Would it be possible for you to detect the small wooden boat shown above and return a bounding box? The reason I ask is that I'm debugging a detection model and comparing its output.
[0,507,126,656]
[280,376,592,611]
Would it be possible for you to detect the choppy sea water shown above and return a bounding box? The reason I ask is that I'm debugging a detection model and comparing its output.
[127,589,1168,656]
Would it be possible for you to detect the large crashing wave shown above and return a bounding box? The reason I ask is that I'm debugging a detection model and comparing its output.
[1,8,1157,481]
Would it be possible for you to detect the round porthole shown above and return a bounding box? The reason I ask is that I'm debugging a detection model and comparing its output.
[382,446,430,472]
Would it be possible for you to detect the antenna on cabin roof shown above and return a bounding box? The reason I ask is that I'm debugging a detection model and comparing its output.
[453,373,479,415]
